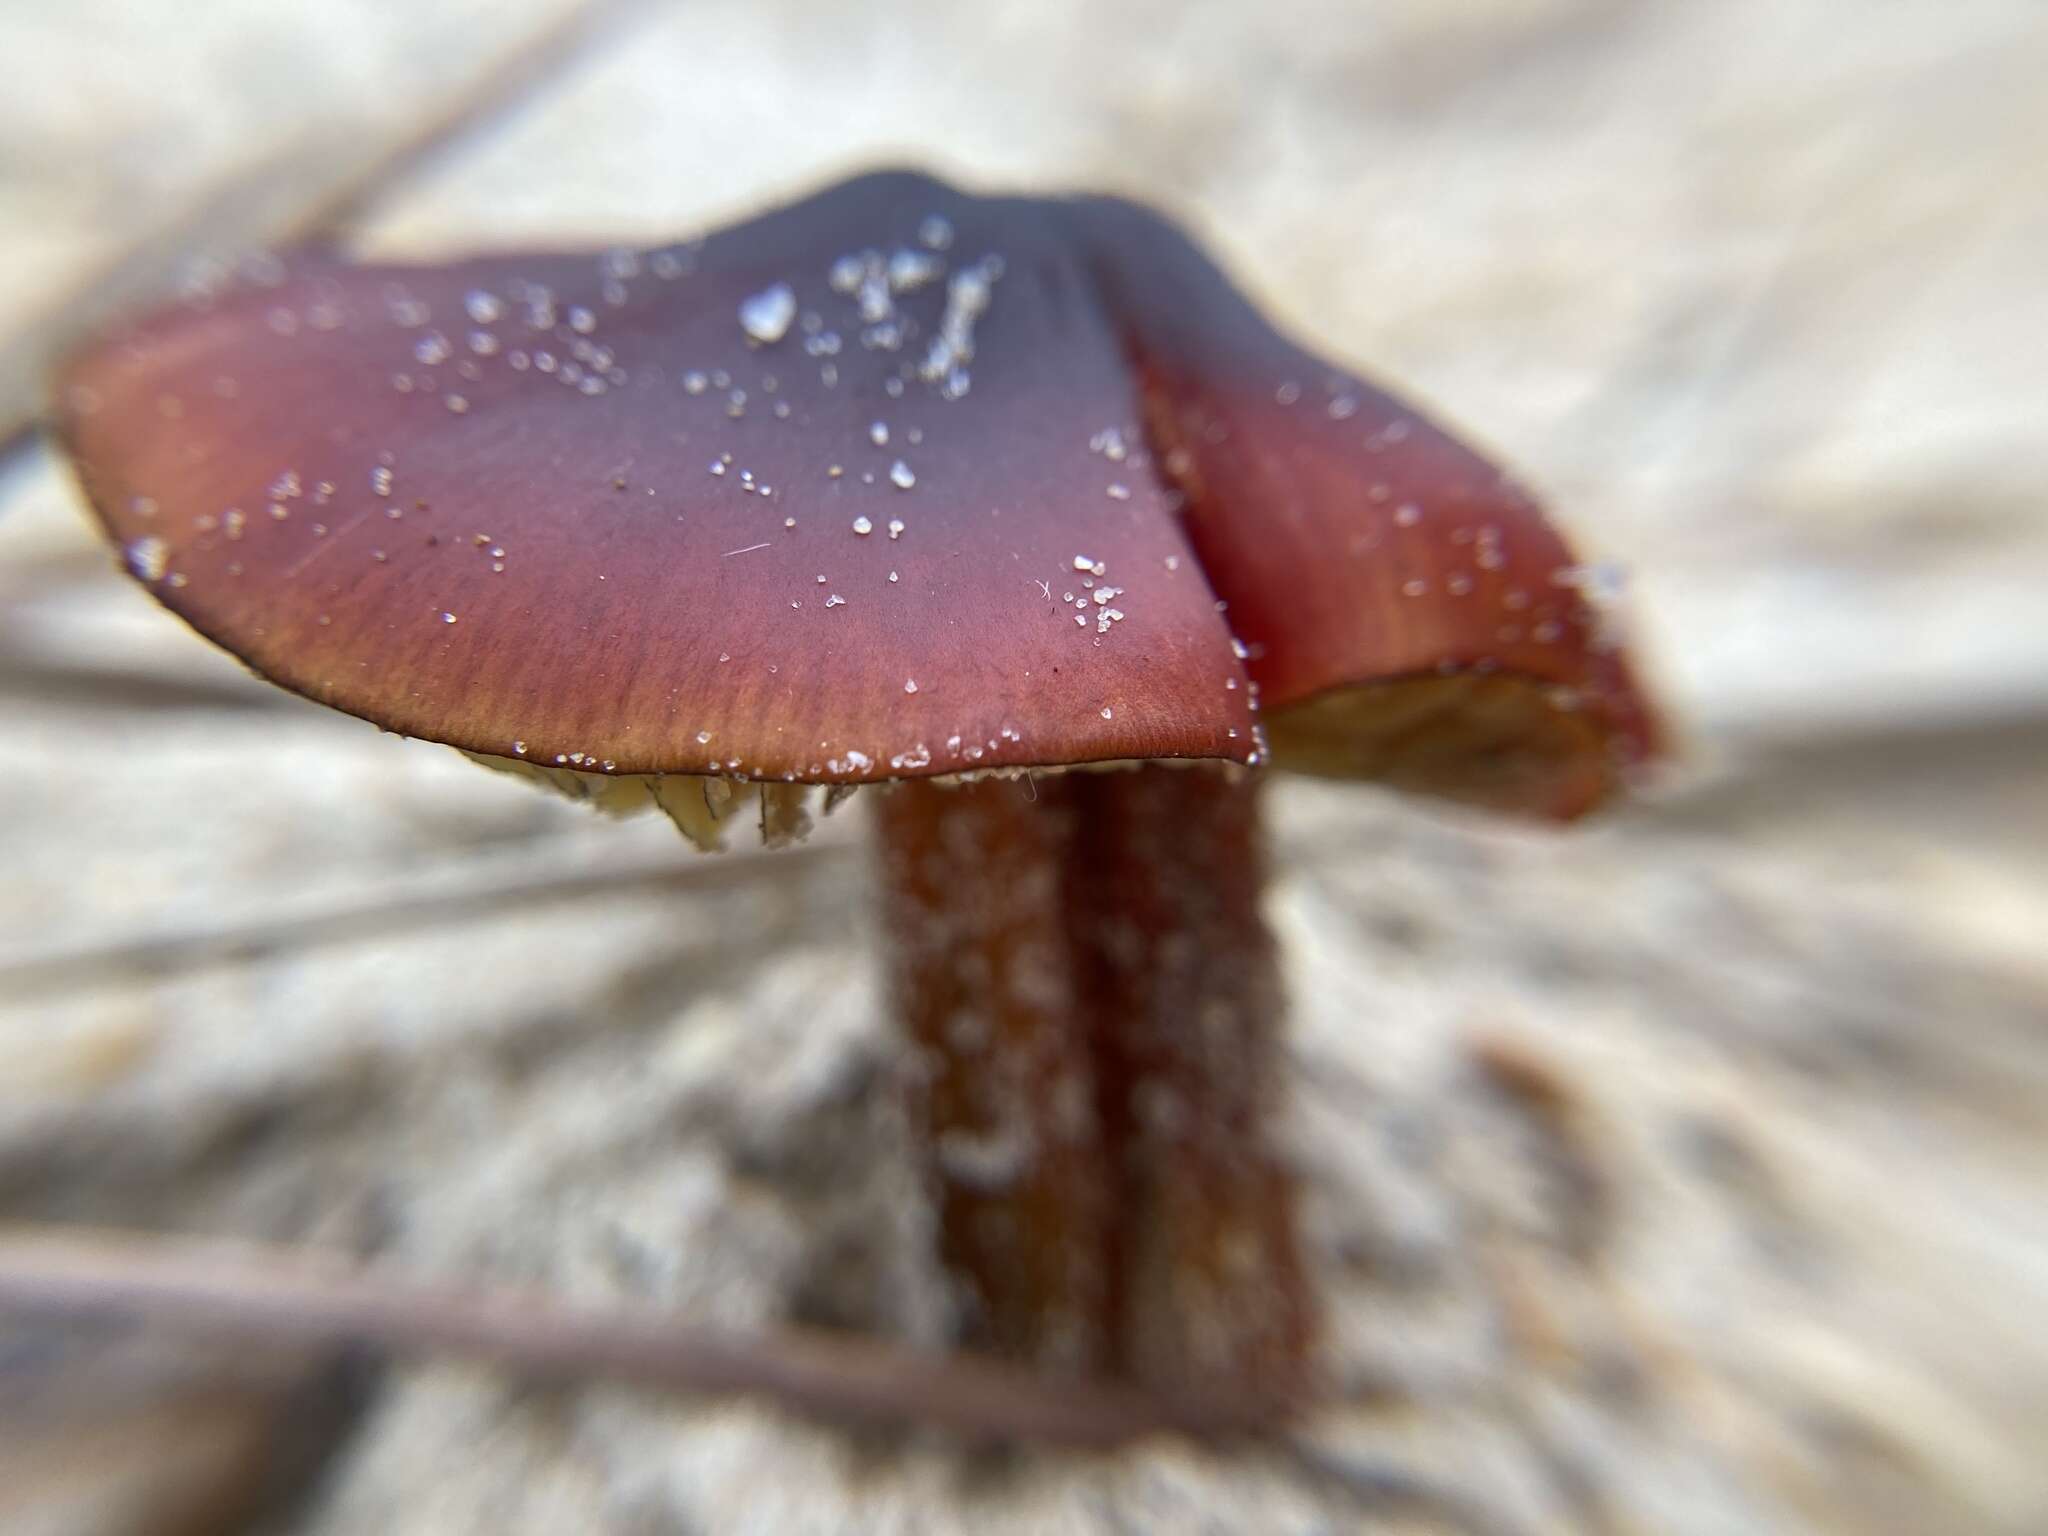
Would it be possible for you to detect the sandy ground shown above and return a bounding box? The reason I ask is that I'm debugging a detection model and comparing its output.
[3,1,2046,1531]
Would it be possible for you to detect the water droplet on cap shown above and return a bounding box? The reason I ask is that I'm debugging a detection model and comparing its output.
[738,283,797,344]
[126,537,169,582]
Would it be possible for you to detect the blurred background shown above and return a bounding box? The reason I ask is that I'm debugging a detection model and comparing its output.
[2,1,2044,1531]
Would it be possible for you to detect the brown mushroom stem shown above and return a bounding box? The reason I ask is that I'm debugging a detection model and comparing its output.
[874,764,1311,1396]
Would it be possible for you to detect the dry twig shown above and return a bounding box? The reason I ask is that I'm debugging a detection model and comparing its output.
[0,1225,1288,1448]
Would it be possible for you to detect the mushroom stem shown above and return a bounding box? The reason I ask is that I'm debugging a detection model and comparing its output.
[874,765,1311,1397]
[873,773,1112,1371]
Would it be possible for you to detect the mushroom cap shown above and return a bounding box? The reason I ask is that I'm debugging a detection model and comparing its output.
[55,173,1257,785]
[1068,196,1662,819]
[55,170,1658,815]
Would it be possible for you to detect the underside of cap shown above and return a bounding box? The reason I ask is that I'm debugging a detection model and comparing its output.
[1259,672,1627,821]
[459,748,1226,852]
[459,751,820,851]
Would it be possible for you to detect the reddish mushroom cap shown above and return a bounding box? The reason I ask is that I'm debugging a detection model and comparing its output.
[1069,197,1662,819]
[54,173,1257,785]
[54,170,1657,815]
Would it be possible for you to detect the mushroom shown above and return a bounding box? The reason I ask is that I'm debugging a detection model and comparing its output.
[51,170,1660,1407]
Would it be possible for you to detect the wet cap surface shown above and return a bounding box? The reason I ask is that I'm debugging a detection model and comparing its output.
[58,170,1657,810]
[58,174,1257,783]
